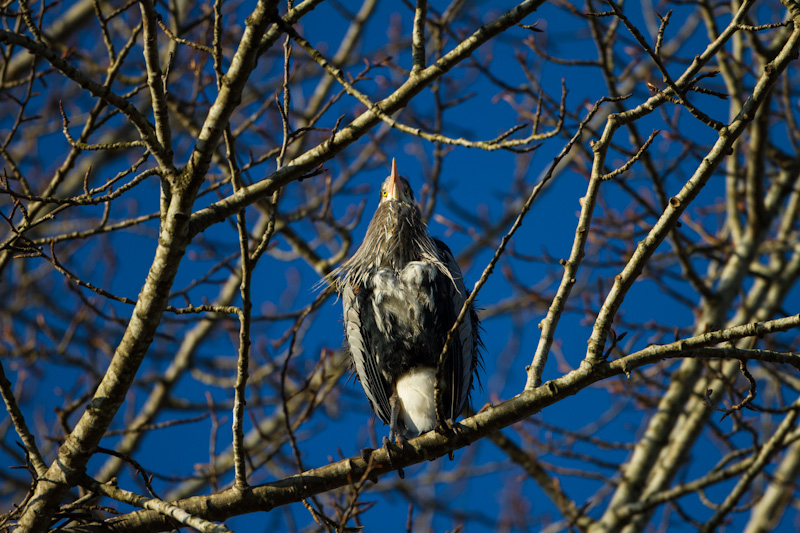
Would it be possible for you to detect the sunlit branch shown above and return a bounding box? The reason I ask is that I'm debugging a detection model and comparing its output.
[584,17,800,365]
[606,0,729,131]
[0,361,47,477]
[0,30,170,168]
[526,93,631,389]
[79,475,233,533]
[188,0,548,236]
[138,0,175,174]
[699,395,800,533]
[63,310,800,530]
[286,21,563,150]
[411,0,428,74]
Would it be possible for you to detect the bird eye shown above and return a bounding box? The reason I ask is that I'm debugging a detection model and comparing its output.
[382,189,387,197]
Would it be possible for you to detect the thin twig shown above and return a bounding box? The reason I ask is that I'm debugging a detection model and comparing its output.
[0,361,48,477]
[600,129,660,180]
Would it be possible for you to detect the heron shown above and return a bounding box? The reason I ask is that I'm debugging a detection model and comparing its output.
[329,159,481,445]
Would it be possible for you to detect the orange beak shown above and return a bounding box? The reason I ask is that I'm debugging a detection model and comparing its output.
[387,158,401,201]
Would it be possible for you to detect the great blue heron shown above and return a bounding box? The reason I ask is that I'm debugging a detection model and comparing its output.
[329,159,481,444]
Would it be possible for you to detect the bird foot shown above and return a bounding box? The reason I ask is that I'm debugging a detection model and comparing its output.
[382,436,405,479]
[395,433,409,449]
[435,419,458,460]
[434,418,456,438]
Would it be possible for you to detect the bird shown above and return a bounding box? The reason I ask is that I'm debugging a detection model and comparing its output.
[328,159,481,444]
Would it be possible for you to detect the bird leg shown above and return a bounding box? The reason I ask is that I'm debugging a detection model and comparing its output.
[384,392,406,478]
[388,391,407,447]
[360,395,407,478]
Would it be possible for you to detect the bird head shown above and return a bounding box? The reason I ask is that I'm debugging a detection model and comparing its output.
[380,159,415,205]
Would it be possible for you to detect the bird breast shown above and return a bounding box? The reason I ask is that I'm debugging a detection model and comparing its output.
[370,262,439,339]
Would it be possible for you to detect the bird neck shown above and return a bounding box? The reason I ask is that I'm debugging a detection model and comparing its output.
[358,202,431,268]
[331,201,450,290]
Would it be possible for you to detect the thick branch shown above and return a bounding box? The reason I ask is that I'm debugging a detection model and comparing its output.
[188,0,548,236]
[61,312,800,532]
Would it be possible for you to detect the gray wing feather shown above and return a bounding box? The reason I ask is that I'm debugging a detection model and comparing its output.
[342,283,392,423]
[434,240,475,416]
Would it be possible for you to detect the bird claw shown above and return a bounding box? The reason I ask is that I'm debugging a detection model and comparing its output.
[434,418,456,438]
[382,436,405,479]
[397,433,408,449]
[435,419,458,460]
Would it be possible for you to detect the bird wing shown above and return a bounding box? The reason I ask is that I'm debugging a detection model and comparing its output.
[432,238,476,418]
[342,282,392,424]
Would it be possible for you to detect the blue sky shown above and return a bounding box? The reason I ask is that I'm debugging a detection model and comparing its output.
[3,0,800,531]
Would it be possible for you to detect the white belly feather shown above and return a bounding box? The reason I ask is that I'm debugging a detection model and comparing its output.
[396,367,437,437]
